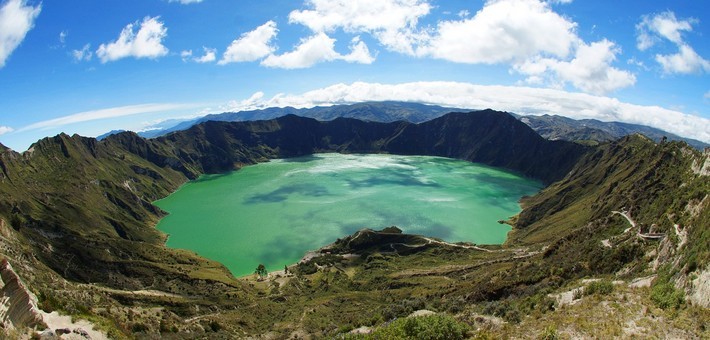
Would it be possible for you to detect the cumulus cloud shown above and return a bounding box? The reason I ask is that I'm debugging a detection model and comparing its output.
[0,0,41,68]
[221,81,709,143]
[514,40,636,95]
[288,0,431,55]
[636,11,694,50]
[655,44,710,75]
[419,0,577,64]
[0,126,13,135]
[261,33,374,69]
[340,36,376,64]
[636,11,709,75]
[219,21,278,64]
[261,33,339,69]
[72,44,93,62]
[414,0,633,94]
[96,16,169,63]
[194,47,216,63]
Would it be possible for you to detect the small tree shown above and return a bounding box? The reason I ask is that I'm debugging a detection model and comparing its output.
[254,264,268,280]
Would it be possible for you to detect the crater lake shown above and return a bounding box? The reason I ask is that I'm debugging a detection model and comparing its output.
[154,154,542,276]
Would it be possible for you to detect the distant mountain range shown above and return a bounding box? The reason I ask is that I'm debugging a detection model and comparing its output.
[136,101,460,138]
[516,114,708,150]
[117,101,707,150]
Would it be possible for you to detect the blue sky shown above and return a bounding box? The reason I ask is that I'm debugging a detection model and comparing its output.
[0,0,708,151]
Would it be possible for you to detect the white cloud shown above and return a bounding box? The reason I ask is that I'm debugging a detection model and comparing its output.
[636,11,694,50]
[183,47,216,63]
[222,81,709,143]
[180,49,192,61]
[195,47,216,63]
[0,0,41,68]
[418,0,577,64]
[288,0,431,55]
[96,16,169,63]
[705,91,710,99]
[72,44,93,62]
[59,30,68,45]
[340,36,376,64]
[636,11,709,75]
[219,21,278,65]
[515,40,636,95]
[261,33,375,69]
[262,33,339,69]
[18,103,197,132]
[655,44,710,75]
[0,126,13,135]
[167,0,204,4]
[282,0,632,94]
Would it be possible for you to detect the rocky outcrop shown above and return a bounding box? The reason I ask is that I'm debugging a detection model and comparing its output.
[0,259,45,330]
[690,266,710,308]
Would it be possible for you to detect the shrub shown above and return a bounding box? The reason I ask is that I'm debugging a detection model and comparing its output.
[381,297,426,320]
[37,291,63,313]
[650,268,686,310]
[650,282,684,310]
[585,280,614,296]
[369,314,469,340]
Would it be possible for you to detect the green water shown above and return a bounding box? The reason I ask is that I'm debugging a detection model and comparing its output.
[154,154,542,276]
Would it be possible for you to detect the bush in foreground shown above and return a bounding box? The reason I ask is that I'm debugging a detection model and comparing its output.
[347,314,469,340]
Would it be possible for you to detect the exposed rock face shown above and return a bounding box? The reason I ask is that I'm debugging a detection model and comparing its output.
[0,259,45,330]
[690,266,710,308]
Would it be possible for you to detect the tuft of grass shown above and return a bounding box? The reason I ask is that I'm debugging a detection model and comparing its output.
[539,325,559,340]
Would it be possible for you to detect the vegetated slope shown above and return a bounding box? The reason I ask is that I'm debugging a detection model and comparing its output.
[518,114,709,149]
[0,110,585,292]
[139,101,459,138]
[237,135,707,338]
[0,134,238,292]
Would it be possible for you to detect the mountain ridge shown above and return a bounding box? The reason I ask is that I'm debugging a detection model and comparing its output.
[125,101,708,150]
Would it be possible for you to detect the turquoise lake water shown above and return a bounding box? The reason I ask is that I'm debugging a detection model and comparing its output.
[154,154,542,276]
